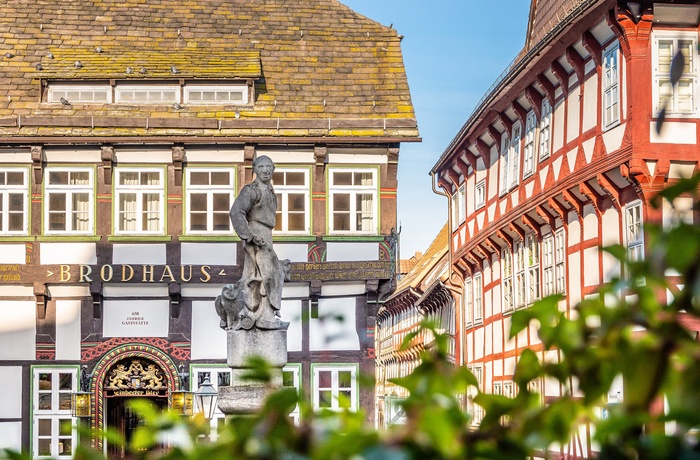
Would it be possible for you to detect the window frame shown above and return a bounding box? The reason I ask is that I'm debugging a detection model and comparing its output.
[312,364,358,412]
[523,111,537,177]
[191,366,233,442]
[115,84,181,105]
[184,84,249,105]
[47,83,113,104]
[526,233,540,305]
[467,365,483,425]
[652,31,698,116]
[272,167,311,235]
[327,167,379,235]
[509,123,522,190]
[625,200,644,263]
[473,272,483,324]
[499,132,510,196]
[475,180,486,210]
[31,366,79,460]
[0,167,29,235]
[43,166,95,235]
[542,234,555,297]
[602,42,621,129]
[184,167,235,235]
[464,277,473,327]
[113,167,166,235]
[502,248,514,313]
[555,229,566,294]
[538,99,552,161]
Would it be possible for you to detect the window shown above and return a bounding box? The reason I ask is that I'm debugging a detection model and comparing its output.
[514,240,526,308]
[473,273,483,323]
[555,229,566,294]
[44,168,93,234]
[116,85,180,104]
[451,191,459,230]
[502,248,514,313]
[467,365,483,425]
[538,99,552,161]
[625,201,644,262]
[192,367,232,442]
[475,180,485,209]
[603,44,621,128]
[328,168,377,234]
[185,84,248,105]
[542,234,555,297]
[458,184,466,224]
[0,168,28,235]
[114,168,165,234]
[499,133,510,195]
[32,368,77,459]
[283,364,302,425]
[509,124,521,189]
[273,169,310,234]
[526,234,540,304]
[523,111,537,176]
[464,278,473,326]
[313,365,358,411]
[186,168,234,234]
[48,84,111,104]
[653,33,697,114]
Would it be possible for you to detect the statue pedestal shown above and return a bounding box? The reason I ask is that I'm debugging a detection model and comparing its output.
[217,328,288,415]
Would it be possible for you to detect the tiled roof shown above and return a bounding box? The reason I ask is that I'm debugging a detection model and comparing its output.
[525,0,589,50]
[394,223,449,295]
[0,0,418,140]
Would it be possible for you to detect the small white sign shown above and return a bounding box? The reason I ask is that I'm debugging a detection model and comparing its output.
[103,300,169,337]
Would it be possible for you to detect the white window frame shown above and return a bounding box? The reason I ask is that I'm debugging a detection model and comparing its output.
[523,111,537,177]
[538,99,552,161]
[458,183,466,224]
[603,43,621,129]
[114,167,165,235]
[625,201,644,263]
[473,272,483,324]
[47,83,112,104]
[185,167,235,235]
[273,168,311,235]
[0,167,29,235]
[467,365,483,425]
[282,364,302,425]
[475,180,486,210]
[32,367,78,459]
[451,191,459,230]
[464,277,473,326]
[44,167,94,235]
[652,32,698,115]
[542,234,555,297]
[184,84,249,105]
[526,233,540,305]
[509,123,522,190]
[328,168,378,235]
[192,367,233,442]
[115,84,180,104]
[499,133,510,195]
[502,248,514,313]
[312,364,358,412]
[514,239,526,309]
[555,229,566,294]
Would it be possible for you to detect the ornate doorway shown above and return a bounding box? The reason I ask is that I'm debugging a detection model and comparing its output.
[103,357,169,458]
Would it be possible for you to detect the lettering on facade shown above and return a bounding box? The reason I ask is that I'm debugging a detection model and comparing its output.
[47,264,216,284]
[109,390,163,397]
[0,264,21,282]
[122,311,149,326]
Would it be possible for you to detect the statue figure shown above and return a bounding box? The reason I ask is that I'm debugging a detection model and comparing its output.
[224,155,291,330]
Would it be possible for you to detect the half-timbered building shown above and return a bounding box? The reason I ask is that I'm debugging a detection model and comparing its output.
[0,0,418,455]
[431,0,700,457]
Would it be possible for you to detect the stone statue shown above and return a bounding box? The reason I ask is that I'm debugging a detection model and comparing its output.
[218,155,291,331]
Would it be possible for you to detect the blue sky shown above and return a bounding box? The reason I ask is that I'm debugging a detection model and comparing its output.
[340,1,531,258]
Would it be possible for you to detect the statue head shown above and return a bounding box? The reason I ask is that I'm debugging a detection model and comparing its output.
[252,155,275,183]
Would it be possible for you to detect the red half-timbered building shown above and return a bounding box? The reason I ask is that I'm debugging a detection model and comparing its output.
[431,0,700,457]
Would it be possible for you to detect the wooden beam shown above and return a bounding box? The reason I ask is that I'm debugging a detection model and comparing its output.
[498,112,514,135]
[521,214,542,239]
[582,31,602,68]
[525,86,544,120]
[551,60,569,97]
[565,46,585,84]
[487,126,503,153]
[474,138,491,169]
[537,73,556,106]
[597,173,622,208]
[512,100,528,127]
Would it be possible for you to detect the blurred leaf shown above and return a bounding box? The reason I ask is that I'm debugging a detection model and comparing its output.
[670,50,685,86]
[655,105,666,134]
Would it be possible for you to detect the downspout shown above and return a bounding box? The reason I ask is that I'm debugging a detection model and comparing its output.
[431,171,465,367]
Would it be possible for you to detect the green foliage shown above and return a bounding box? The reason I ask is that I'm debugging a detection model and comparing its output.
[9,176,700,459]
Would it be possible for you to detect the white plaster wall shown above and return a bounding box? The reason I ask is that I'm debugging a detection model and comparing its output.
[280,300,302,352]
[103,285,169,297]
[504,356,516,376]
[258,150,314,164]
[309,297,359,351]
[325,242,377,262]
[0,422,21,451]
[47,285,90,298]
[181,243,236,265]
[185,148,244,163]
[0,244,25,264]
[466,331,473,362]
[474,327,484,360]
[112,244,166,265]
[283,283,310,298]
[321,282,365,297]
[582,205,598,241]
[327,153,387,164]
[273,243,308,263]
[503,316,515,352]
[602,208,621,282]
[0,286,32,296]
[602,123,625,153]
[669,162,697,179]
[552,100,565,153]
[568,216,581,246]
[650,121,697,144]
[493,358,503,378]
[43,148,101,163]
[114,149,171,163]
[191,300,227,360]
[181,284,226,298]
[583,247,600,288]
[40,243,97,265]
[103,300,169,338]
[582,76,598,133]
[0,301,35,360]
[0,149,31,163]
[566,87,581,143]
[492,319,503,354]
[484,323,493,357]
[55,300,81,360]
[529,322,541,346]
[567,252,582,306]
[0,367,22,417]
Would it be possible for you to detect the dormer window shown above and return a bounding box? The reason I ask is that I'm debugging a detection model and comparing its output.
[47,83,112,104]
[185,84,249,105]
[115,84,180,104]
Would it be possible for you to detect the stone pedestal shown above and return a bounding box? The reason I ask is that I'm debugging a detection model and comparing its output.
[217,328,288,415]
